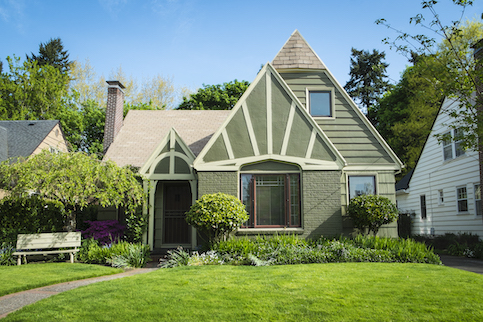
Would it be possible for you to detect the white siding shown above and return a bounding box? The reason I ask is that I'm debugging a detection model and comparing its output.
[396,98,482,237]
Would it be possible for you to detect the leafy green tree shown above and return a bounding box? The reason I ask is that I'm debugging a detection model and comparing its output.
[185,193,248,245]
[344,48,391,113]
[0,150,146,231]
[368,54,444,175]
[347,195,398,236]
[27,38,72,75]
[376,1,483,152]
[177,80,249,110]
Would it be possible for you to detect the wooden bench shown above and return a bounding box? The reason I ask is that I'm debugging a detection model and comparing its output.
[13,232,82,265]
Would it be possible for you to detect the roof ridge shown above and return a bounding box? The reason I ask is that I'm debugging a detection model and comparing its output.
[272,30,326,70]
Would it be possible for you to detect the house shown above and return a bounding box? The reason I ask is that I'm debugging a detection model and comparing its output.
[103,30,403,250]
[396,97,482,237]
[0,120,68,163]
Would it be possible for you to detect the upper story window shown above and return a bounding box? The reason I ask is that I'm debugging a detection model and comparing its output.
[306,87,335,118]
[443,128,465,161]
[241,173,300,228]
[348,175,375,200]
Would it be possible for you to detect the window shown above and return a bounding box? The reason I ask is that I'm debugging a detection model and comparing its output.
[348,176,375,200]
[420,195,427,219]
[475,184,481,216]
[438,190,444,205]
[443,128,465,161]
[241,174,300,227]
[457,187,468,213]
[309,91,331,117]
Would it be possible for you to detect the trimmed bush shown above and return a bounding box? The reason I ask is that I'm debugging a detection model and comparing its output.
[81,220,126,245]
[185,193,248,245]
[347,194,398,235]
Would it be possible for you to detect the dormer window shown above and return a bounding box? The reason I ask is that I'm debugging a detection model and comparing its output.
[307,87,335,118]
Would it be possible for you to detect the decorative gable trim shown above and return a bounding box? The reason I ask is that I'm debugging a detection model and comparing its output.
[193,63,346,171]
[139,127,196,180]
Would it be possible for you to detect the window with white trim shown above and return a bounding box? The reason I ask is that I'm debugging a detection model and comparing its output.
[457,186,468,213]
[420,195,427,219]
[475,184,481,216]
[443,128,465,161]
[241,174,300,227]
[306,87,335,118]
[348,176,375,200]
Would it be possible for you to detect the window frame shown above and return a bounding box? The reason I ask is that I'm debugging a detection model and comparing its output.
[456,186,468,213]
[438,189,444,205]
[347,175,376,201]
[475,184,481,216]
[442,128,465,161]
[306,87,335,119]
[240,173,301,228]
[420,195,427,219]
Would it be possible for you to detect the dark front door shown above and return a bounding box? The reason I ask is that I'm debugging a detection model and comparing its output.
[163,182,192,244]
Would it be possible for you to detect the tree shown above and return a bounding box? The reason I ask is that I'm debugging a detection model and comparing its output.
[368,54,444,176]
[27,38,72,75]
[177,80,249,110]
[344,48,391,113]
[0,150,146,231]
[376,1,483,152]
[347,194,398,236]
[185,193,248,245]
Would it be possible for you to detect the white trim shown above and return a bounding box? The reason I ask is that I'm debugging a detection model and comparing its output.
[242,101,260,156]
[266,71,273,155]
[281,101,296,156]
[345,172,379,205]
[305,128,317,159]
[222,128,234,160]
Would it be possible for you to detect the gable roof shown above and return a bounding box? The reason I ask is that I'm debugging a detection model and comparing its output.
[272,30,326,70]
[0,120,60,162]
[193,63,346,171]
[103,110,231,168]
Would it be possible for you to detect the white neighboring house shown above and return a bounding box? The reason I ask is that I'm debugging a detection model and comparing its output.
[396,97,482,237]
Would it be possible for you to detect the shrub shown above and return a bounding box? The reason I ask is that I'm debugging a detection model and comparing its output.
[106,243,151,269]
[0,242,15,266]
[78,239,150,267]
[0,196,65,244]
[185,193,248,244]
[347,194,398,235]
[81,220,126,245]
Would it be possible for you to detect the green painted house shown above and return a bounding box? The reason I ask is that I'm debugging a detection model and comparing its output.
[103,30,403,251]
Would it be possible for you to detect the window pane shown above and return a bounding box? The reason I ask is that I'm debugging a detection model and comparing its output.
[290,174,300,226]
[241,174,253,227]
[476,184,482,215]
[256,176,285,226]
[349,176,375,200]
[310,91,331,117]
[457,187,468,213]
[420,195,427,219]
[443,131,453,160]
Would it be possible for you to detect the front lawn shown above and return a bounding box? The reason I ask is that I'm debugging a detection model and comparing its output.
[4,263,483,321]
[0,263,122,297]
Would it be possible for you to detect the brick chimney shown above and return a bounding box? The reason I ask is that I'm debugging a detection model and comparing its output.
[103,80,125,153]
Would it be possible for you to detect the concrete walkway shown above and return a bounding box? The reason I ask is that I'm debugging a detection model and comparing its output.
[1,256,482,319]
[0,266,159,319]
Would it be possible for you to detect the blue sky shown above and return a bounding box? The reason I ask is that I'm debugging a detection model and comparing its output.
[0,0,481,94]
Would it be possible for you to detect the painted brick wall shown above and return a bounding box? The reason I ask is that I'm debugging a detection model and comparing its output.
[302,170,342,239]
[197,171,238,197]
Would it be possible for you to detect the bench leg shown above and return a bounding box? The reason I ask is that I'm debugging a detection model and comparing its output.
[17,256,21,266]
[70,252,74,263]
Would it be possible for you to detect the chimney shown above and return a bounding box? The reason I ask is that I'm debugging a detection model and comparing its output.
[103,80,125,153]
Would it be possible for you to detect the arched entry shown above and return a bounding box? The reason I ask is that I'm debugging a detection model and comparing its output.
[161,181,191,244]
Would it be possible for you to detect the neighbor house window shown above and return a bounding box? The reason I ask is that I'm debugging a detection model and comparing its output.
[443,128,465,161]
[309,91,332,117]
[475,184,481,216]
[438,190,444,205]
[348,176,375,200]
[420,195,427,219]
[457,186,468,213]
[241,174,300,227]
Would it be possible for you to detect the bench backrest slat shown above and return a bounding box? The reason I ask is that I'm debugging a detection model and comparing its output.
[16,232,81,250]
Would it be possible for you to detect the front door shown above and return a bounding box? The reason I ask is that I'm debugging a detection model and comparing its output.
[163,182,192,244]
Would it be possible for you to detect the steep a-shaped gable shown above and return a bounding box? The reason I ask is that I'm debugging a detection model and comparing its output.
[140,127,196,180]
[193,63,346,171]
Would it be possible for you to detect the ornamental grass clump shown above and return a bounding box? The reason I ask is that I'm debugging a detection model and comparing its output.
[347,194,398,235]
[185,193,248,245]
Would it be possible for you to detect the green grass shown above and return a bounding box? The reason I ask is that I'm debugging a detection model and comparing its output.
[0,263,122,297]
[4,263,483,321]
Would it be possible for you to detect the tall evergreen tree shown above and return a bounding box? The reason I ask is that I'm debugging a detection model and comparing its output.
[27,38,72,75]
[344,48,391,113]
